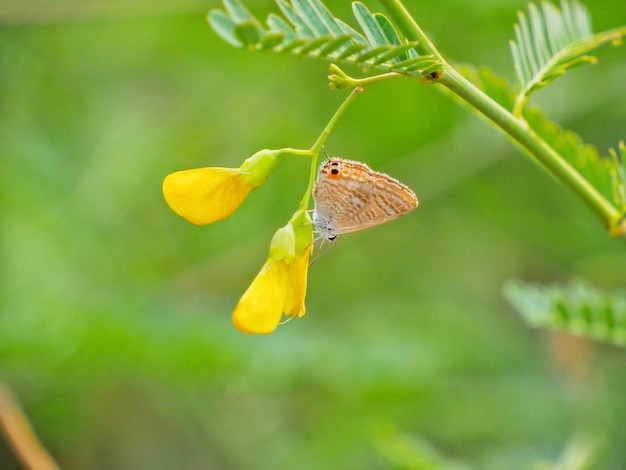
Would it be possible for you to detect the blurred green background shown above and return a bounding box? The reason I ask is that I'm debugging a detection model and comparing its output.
[2,0,626,468]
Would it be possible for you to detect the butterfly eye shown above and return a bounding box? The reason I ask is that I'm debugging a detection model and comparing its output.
[328,165,341,179]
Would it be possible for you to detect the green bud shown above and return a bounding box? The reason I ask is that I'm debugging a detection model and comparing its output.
[269,223,296,262]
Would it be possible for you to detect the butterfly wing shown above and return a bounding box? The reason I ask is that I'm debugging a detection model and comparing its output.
[313,160,374,221]
[313,158,418,237]
[331,170,418,234]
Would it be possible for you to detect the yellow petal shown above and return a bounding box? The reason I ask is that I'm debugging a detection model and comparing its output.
[232,260,288,334]
[292,208,314,253]
[284,245,311,318]
[162,168,251,225]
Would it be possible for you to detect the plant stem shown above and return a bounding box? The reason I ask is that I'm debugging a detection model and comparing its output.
[442,67,620,226]
[379,0,625,237]
[299,86,363,209]
[377,0,445,61]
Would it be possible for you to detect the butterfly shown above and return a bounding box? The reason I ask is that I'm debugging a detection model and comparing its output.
[312,157,418,242]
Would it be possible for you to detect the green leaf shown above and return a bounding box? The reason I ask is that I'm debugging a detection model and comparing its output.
[510,0,626,115]
[608,141,626,215]
[504,280,626,347]
[260,31,286,50]
[305,0,345,36]
[372,43,418,66]
[277,0,314,37]
[296,35,334,55]
[208,0,440,77]
[353,2,389,48]
[374,13,401,45]
[334,42,367,61]
[374,13,409,62]
[292,0,331,36]
[318,34,354,58]
[223,0,256,23]
[353,45,393,65]
[267,14,297,42]
[277,38,310,54]
[234,21,263,46]
[335,18,367,45]
[390,55,438,72]
[207,10,241,47]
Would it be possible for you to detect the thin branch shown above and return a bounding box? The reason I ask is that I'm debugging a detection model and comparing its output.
[0,385,60,470]
[379,0,626,238]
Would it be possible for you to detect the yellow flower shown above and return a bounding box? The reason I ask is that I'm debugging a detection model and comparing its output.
[233,209,313,334]
[162,149,281,225]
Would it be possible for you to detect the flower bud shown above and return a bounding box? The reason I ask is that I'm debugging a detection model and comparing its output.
[162,149,281,225]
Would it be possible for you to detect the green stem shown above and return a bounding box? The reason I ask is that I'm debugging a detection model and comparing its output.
[299,86,363,209]
[329,63,405,89]
[377,0,446,62]
[379,0,625,237]
[442,67,620,226]
[344,71,405,88]
[279,148,312,157]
